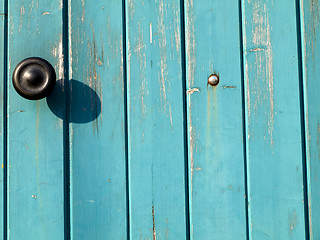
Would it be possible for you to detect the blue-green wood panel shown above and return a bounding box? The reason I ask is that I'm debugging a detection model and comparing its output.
[0,1,6,238]
[7,1,64,239]
[68,0,128,239]
[184,1,247,239]
[242,0,307,239]
[126,0,187,238]
[300,0,320,238]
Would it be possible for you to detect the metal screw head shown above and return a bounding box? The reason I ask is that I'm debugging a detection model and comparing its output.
[208,74,219,86]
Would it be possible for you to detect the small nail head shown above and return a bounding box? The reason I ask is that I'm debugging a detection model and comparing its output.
[208,74,219,86]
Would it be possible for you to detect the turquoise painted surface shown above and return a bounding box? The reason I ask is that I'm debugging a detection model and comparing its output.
[2,0,320,239]
[0,1,5,238]
[7,0,65,239]
[242,0,306,239]
[300,0,320,239]
[126,0,187,239]
[68,0,127,239]
[185,1,247,239]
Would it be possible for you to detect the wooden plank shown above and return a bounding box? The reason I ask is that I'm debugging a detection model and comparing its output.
[242,1,307,239]
[126,0,187,238]
[0,1,6,238]
[68,0,128,239]
[300,0,320,238]
[7,1,65,239]
[185,1,247,239]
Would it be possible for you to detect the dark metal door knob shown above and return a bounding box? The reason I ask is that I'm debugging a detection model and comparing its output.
[12,57,56,100]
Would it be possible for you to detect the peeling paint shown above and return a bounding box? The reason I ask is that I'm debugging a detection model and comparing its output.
[186,0,196,86]
[249,47,265,52]
[134,23,147,117]
[158,0,173,127]
[150,23,153,44]
[174,9,180,53]
[250,2,274,146]
[58,34,64,79]
[289,210,297,235]
[128,0,135,19]
[308,0,320,65]
[223,85,236,89]
[19,6,25,33]
[186,1,196,236]
[152,205,156,240]
[81,0,85,22]
[186,88,200,95]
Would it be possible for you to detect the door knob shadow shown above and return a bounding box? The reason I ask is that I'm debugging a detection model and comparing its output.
[47,79,101,123]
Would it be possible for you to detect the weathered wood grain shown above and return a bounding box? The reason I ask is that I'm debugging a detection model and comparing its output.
[185,1,247,239]
[68,0,128,239]
[126,0,188,238]
[7,0,65,239]
[242,0,307,239]
[0,0,6,238]
[299,0,320,239]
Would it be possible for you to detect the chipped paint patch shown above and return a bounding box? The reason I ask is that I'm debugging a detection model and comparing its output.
[158,0,173,127]
[19,6,25,32]
[186,88,200,95]
[174,9,180,53]
[128,0,135,19]
[308,0,320,65]
[250,2,274,146]
[223,85,236,89]
[289,210,297,235]
[58,34,64,79]
[150,23,153,43]
[152,205,156,240]
[249,47,265,52]
[186,0,196,86]
[42,12,50,15]
[81,0,85,22]
[134,23,147,116]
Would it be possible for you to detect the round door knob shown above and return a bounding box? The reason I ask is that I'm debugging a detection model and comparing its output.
[12,57,56,100]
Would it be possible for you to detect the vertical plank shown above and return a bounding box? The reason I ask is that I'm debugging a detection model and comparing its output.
[7,0,65,239]
[0,1,6,238]
[68,0,128,239]
[242,0,307,239]
[300,0,320,238]
[126,0,187,238]
[185,1,247,239]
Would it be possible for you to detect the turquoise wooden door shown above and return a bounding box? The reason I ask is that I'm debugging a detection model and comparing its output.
[1,0,320,239]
